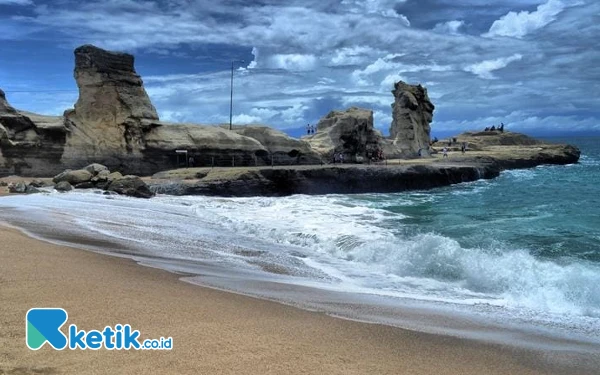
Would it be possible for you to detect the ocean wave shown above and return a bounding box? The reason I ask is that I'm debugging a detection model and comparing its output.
[181,194,600,319]
[2,190,599,330]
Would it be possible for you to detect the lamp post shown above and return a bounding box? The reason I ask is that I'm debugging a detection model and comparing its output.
[229,60,245,131]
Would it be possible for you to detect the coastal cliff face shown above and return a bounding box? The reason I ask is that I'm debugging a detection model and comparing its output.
[0,45,580,182]
[149,163,501,197]
[0,89,68,176]
[0,45,324,177]
[389,81,434,156]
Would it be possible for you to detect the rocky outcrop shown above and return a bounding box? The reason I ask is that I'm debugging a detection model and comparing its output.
[0,45,326,177]
[60,45,159,172]
[455,131,543,148]
[149,164,501,197]
[232,125,322,164]
[389,81,434,156]
[55,181,74,192]
[306,107,384,162]
[106,175,153,198]
[436,131,580,169]
[0,89,68,176]
[51,164,154,198]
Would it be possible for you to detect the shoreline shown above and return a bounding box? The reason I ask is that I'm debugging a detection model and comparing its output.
[0,220,597,374]
[1,225,597,374]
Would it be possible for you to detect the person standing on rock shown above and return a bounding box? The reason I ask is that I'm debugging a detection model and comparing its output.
[442,147,448,158]
[307,124,311,135]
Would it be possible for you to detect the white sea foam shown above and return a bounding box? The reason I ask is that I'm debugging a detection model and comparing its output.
[1,190,599,342]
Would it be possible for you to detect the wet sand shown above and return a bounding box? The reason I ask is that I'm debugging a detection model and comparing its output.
[0,226,593,375]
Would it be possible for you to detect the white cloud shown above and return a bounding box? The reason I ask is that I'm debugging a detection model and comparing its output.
[232,113,263,124]
[330,46,378,66]
[341,0,410,25]
[380,74,407,89]
[484,0,580,38]
[433,20,465,35]
[266,54,317,71]
[1,0,598,136]
[246,47,259,69]
[464,54,523,79]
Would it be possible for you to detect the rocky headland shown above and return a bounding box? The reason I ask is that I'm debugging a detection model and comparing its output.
[0,44,580,197]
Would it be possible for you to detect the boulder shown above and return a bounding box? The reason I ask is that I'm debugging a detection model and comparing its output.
[106,175,154,198]
[84,163,109,175]
[74,181,95,189]
[91,169,110,183]
[107,171,123,181]
[306,107,384,162]
[29,179,46,188]
[52,169,93,184]
[25,185,40,194]
[55,181,74,192]
[389,81,435,156]
[8,182,27,193]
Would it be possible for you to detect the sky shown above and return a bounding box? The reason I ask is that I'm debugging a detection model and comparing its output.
[1,0,599,138]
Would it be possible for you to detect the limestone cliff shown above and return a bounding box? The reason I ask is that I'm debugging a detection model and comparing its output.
[0,89,68,176]
[230,125,322,164]
[306,107,384,161]
[0,45,324,177]
[389,81,434,156]
[61,45,158,167]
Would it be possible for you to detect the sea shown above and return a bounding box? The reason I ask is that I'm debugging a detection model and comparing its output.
[1,136,599,352]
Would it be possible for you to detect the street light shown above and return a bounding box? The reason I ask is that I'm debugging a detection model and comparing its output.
[229,60,245,131]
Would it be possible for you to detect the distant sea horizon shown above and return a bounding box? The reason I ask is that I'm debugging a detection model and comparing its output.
[282,125,600,140]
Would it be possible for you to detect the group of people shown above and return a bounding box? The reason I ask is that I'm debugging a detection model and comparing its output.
[306,124,317,135]
[332,152,345,164]
[484,123,505,132]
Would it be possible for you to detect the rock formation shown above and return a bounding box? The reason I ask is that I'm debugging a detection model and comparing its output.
[61,45,159,166]
[389,81,435,156]
[0,45,324,177]
[306,107,384,162]
[232,125,322,164]
[0,89,69,176]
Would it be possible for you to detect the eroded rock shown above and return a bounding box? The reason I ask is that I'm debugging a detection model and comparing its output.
[53,169,93,185]
[55,181,74,192]
[106,175,154,199]
[389,81,434,156]
[307,107,384,162]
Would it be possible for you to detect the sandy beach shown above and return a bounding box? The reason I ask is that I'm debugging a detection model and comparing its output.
[1,225,595,375]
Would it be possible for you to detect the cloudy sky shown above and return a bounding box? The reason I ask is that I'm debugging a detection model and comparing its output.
[1,0,598,137]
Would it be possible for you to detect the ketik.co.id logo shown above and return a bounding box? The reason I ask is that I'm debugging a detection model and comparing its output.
[26,308,172,350]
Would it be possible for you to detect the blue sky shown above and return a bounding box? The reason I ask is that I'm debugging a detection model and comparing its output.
[1,0,599,137]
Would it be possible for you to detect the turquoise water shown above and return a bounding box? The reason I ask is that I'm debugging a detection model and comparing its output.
[366,137,600,263]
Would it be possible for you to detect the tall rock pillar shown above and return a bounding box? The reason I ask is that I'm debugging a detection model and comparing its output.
[389,81,435,155]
